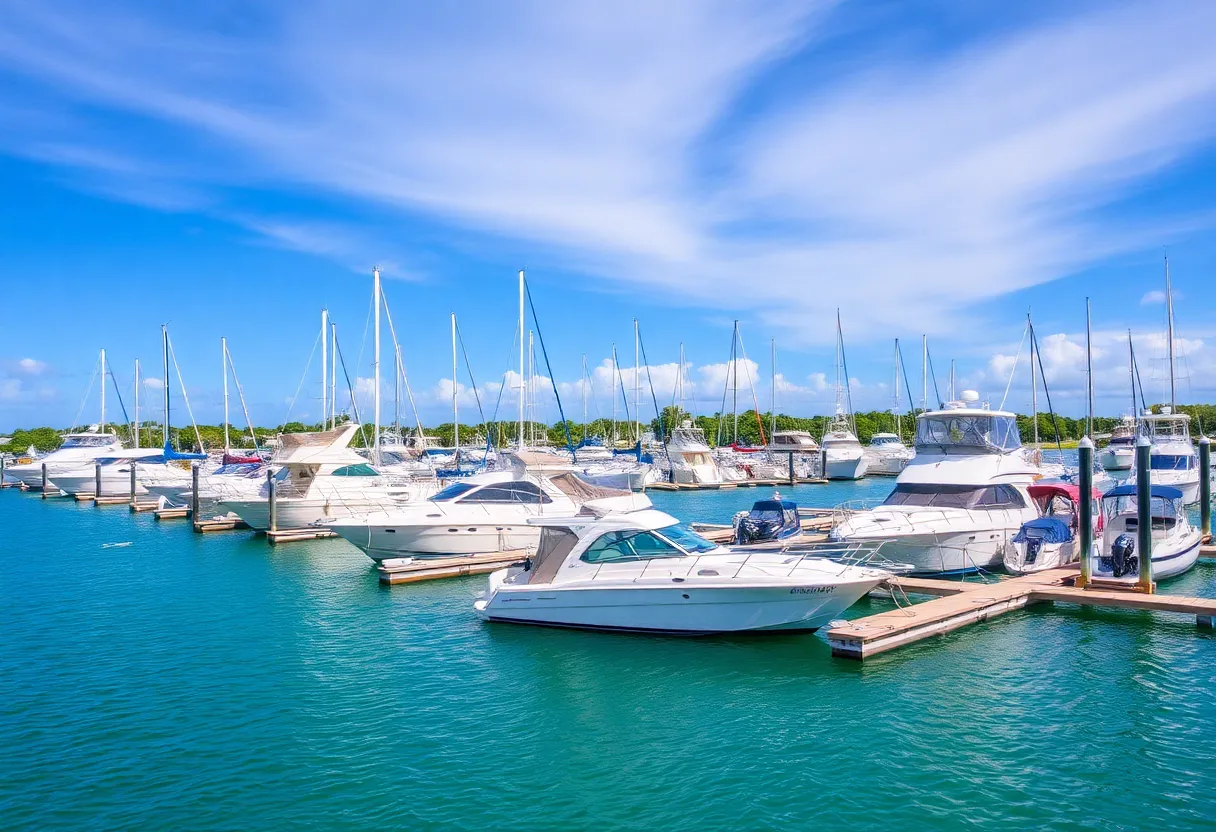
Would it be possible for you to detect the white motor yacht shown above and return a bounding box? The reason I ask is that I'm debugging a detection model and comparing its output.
[328,461,649,562]
[1092,484,1201,581]
[220,424,436,530]
[473,507,890,634]
[768,430,819,454]
[822,416,868,481]
[1130,409,1200,504]
[664,421,724,487]
[1098,417,1137,471]
[1004,482,1101,575]
[830,396,1040,575]
[864,432,915,476]
[47,448,190,497]
[4,428,124,489]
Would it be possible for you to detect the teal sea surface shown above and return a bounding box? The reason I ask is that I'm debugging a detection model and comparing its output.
[2,476,1215,830]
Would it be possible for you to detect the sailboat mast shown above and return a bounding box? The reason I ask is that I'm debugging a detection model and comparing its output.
[451,312,459,458]
[770,338,776,443]
[1085,297,1094,438]
[922,335,927,411]
[222,337,230,452]
[528,331,535,445]
[330,323,337,430]
[373,267,381,465]
[1165,256,1176,409]
[518,270,525,449]
[634,319,641,443]
[1030,315,1038,446]
[732,321,739,444]
[1128,329,1136,417]
[134,359,140,448]
[894,339,901,438]
[100,348,106,432]
[581,354,588,428]
[611,344,618,446]
[162,325,170,450]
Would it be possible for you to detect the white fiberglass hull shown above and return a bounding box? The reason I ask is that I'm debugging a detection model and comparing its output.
[49,468,153,497]
[221,495,408,531]
[865,453,911,476]
[1098,447,1134,471]
[824,453,868,481]
[332,522,542,562]
[1004,539,1081,575]
[1095,530,1201,581]
[474,577,881,634]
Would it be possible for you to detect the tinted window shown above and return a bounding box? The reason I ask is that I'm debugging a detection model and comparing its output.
[1149,454,1193,470]
[581,530,684,563]
[658,523,718,554]
[332,464,378,477]
[431,482,478,501]
[464,481,553,504]
[974,485,1025,508]
[883,484,983,508]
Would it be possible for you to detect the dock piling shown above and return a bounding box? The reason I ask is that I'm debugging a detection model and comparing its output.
[191,464,200,524]
[41,462,49,497]
[1200,436,1211,540]
[94,462,102,501]
[1078,437,1095,588]
[1135,435,1154,593]
[787,451,795,486]
[268,470,278,534]
[129,463,137,507]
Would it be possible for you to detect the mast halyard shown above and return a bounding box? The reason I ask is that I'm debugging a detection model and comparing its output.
[222,337,230,452]
[1165,255,1176,410]
[518,270,525,450]
[372,267,382,465]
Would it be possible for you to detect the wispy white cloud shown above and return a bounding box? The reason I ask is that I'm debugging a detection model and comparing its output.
[1141,289,1167,305]
[0,0,1215,350]
[15,358,47,375]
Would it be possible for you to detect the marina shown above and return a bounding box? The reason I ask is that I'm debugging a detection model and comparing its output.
[5,3,1216,827]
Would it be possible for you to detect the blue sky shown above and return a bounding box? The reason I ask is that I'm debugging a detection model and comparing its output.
[2,0,1216,433]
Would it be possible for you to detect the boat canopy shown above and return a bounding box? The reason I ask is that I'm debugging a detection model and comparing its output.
[162,441,207,461]
[915,411,1021,453]
[1028,483,1102,503]
[1103,484,1184,501]
[1013,517,1073,544]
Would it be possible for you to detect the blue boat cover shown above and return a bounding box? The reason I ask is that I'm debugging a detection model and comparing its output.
[1013,517,1073,544]
[1102,484,1184,501]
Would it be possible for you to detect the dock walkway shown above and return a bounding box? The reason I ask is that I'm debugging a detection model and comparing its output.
[827,561,1216,660]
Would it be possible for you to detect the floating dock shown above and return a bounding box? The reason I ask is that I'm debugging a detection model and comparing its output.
[826,563,1216,660]
[265,527,339,545]
[194,513,251,533]
[154,507,191,521]
[377,550,528,585]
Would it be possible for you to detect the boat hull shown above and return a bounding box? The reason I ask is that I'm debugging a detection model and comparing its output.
[824,454,868,480]
[1098,447,1134,471]
[332,523,542,562]
[48,469,153,497]
[474,578,881,634]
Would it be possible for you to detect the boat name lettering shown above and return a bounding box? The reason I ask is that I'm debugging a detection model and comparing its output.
[790,586,834,595]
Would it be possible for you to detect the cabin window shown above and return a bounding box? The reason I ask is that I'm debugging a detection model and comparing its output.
[883,484,995,509]
[581,530,685,563]
[331,463,378,477]
[1149,454,1193,471]
[974,485,1026,509]
[463,481,553,504]
[431,482,478,501]
[915,414,1021,451]
[658,523,719,554]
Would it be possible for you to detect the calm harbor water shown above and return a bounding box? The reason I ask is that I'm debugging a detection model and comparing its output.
[3,476,1215,831]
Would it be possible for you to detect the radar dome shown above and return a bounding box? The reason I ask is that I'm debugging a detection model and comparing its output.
[960,390,980,403]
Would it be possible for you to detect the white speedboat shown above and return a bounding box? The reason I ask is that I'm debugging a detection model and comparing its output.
[1098,417,1136,471]
[1004,482,1101,575]
[141,461,266,505]
[579,458,660,492]
[473,506,890,634]
[830,396,1040,575]
[220,424,436,530]
[3,428,124,489]
[864,432,915,476]
[48,448,188,497]
[1130,409,1200,504]
[1092,484,1201,581]
[822,417,868,480]
[328,458,649,562]
[664,421,723,486]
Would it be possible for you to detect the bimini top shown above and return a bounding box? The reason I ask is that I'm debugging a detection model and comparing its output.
[1102,484,1184,501]
[1028,483,1102,503]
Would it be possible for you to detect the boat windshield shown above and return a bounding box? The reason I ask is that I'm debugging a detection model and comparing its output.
[658,523,718,554]
[1144,418,1190,442]
[1103,495,1178,521]
[871,435,901,445]
[883,483,1025,509]
[915,414,1021,452]
[1149,454,1194,471]
[430,482,479,501]
[60,435,114,449]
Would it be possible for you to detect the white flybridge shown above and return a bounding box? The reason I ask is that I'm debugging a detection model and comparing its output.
[830,392,1041,575]
[4,349,124,489]
[473,507,890,634]
[1131,259,1201,504]
[823,310,868,480]
[328,451,650,561]
[219,423,435,530]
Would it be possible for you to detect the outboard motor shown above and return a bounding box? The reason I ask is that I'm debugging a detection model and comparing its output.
[1109,533,1138,578]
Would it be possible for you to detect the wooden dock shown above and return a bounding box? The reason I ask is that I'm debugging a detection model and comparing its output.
[826,565,1216,660]
[129,500,161,513]
[377,550,528,585]
[265,527,339,544]
[154,507,191,521]
[194,513,251,533]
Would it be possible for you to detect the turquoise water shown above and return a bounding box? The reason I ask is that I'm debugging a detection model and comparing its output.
[3,485,1216,831]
